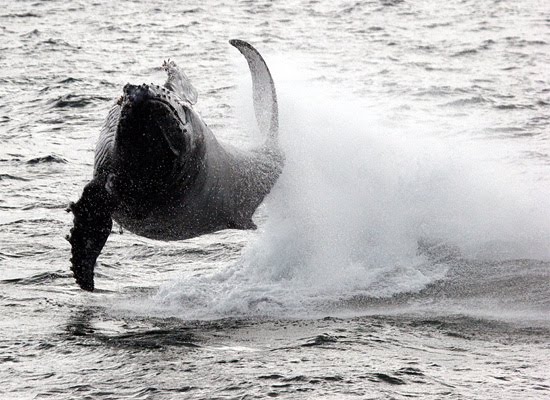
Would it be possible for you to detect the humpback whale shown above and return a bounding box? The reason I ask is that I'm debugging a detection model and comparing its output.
[67,40,282,291]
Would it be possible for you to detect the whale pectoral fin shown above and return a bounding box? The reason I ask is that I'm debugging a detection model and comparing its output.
[229,39,278,140]
[67,179,116,291]
[162,59,198,105]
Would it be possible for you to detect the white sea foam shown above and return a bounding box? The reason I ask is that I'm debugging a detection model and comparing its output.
[133,69,550,320]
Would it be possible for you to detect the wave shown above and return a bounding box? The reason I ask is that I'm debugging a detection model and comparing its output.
[0,174,29,181]
[27,154,67,164]
[0,270,69,285]
[48,94,111,109]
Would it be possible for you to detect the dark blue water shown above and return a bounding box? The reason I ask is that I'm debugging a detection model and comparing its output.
[1,0,549,398]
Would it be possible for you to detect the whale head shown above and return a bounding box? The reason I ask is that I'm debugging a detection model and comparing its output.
[117,83,188,156]
[113,83,195,212]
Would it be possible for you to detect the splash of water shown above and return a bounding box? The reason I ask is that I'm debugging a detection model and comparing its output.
[135,73,550,320]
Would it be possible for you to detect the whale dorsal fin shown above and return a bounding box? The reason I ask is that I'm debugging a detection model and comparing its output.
[163,59,198,105]
[229,39,278,141]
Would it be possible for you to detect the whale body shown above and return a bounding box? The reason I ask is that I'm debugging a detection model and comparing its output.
[67,40,282,291]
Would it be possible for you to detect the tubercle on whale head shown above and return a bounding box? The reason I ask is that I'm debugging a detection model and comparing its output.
[119,83,188,121]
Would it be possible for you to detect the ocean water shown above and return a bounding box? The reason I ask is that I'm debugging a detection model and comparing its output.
[1,0,549,398]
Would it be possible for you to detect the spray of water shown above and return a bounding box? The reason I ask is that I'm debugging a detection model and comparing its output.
[126,68,550,320]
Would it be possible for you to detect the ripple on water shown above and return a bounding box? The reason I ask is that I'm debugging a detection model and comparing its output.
[26,155,68,164]
[0,174,29,181]
[47,94,111,109]
[0,270,70,286]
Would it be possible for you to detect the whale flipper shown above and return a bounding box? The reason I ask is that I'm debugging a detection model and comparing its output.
[163,60,198,105]
[230,39,278,140]
[67,179,116,291]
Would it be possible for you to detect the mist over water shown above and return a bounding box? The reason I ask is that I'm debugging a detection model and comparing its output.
[145,75,550,320]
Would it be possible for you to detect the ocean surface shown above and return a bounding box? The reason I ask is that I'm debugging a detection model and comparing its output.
[1,0,549,398]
